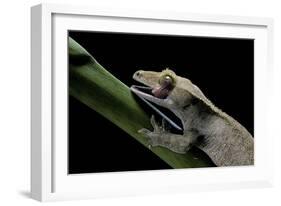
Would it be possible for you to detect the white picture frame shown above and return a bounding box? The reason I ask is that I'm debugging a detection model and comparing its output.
[31,3,274,202]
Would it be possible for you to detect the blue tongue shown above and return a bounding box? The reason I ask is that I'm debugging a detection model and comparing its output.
[138,95,182,131]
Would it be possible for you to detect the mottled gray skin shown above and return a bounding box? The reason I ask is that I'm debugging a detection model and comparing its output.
[131,69,254,167]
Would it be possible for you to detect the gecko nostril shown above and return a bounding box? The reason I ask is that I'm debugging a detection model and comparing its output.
[135,71,141,77]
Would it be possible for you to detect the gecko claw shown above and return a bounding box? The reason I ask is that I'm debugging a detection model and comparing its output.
[138,127,159,148]
[138,128,151,135]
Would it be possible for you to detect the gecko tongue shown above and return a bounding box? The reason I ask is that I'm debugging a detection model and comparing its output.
[130,85,183,131]
[152,86,170,99]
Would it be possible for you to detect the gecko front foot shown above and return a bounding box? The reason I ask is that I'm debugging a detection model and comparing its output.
[138,115,169,148]
[139,115,196,154]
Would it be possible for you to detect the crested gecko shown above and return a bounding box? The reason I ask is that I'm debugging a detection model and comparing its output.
[130,69,254,166]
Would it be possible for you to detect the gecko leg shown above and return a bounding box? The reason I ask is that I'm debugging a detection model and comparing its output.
[139,115,197,154]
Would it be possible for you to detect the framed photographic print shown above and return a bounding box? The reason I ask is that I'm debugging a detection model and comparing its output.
[31,3,274,201]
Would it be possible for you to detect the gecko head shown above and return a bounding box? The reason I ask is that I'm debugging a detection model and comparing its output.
[134,69,176,97]
[130,69,199,131]
[131,69,195,110]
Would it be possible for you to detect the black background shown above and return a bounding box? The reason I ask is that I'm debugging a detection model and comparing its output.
[68,31,254,174]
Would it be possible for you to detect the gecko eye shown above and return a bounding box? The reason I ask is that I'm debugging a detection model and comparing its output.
[159,75,174,87]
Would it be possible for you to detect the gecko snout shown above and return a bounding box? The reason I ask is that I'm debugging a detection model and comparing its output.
[133,70,143,79]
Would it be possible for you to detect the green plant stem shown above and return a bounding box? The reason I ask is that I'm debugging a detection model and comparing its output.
[68,37,214,168]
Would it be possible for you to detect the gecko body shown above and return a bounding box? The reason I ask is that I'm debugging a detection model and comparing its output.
[130,69,254,166]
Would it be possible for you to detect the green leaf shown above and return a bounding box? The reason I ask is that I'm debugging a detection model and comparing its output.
[68,37,215,169]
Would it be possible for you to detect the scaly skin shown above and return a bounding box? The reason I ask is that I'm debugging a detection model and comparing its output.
[130,69,254,167]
